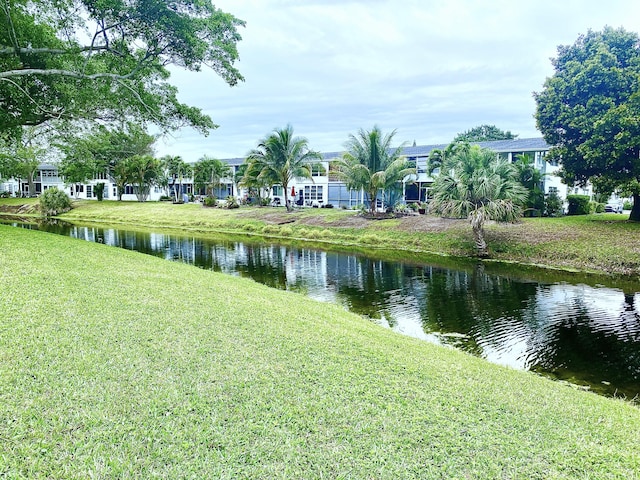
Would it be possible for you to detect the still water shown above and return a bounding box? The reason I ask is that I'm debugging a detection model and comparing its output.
[4,218,640,399]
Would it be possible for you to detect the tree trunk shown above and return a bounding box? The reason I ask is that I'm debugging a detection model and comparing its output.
[629,192,640,222]
[28,172,35,197]
[472,224,489,258]
[284,187,291,212]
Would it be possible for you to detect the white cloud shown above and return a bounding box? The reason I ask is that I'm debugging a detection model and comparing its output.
[156,0,640,161]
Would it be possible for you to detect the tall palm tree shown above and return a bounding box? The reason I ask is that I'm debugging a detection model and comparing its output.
[430,145,527,257]
[246,125,322,212]
[162,155,189,202]
[334,126,411,213]
[194,155,231,199]
[333,156,415,214]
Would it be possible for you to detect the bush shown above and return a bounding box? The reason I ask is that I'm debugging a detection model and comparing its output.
[40,187,72,216]
[566,194,591,215]
[624,200,633,210]
[202,196,217,207]
[222,195,239,209]
[593,202,605,213]
[95,182,105,201]
[544,192,564,217]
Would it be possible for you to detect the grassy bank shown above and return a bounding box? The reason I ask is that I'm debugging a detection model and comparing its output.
[1,224,640,478]
[48,199,640,277]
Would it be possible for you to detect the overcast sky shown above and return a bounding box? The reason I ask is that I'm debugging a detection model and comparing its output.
[155,0,640,161]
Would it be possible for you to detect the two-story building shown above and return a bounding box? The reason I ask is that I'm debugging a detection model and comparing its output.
[1,137,591,206]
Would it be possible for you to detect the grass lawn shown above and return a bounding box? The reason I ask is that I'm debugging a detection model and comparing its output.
[45,199,640,277]
[1,224,640,478]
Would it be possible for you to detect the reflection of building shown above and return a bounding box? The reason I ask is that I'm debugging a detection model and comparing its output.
[1,137,588,204]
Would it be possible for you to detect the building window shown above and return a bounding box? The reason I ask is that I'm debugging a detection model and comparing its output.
[86,185,92,198]
[548,186,558,195]
[304,185,323,204]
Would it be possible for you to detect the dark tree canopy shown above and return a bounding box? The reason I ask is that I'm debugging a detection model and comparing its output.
[452,125,518,143]
[534,26,640,221]
[0,0,244,136]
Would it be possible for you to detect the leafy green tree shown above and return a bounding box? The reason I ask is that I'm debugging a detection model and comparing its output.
[534,27,640,221]
[514,154,545,216]
[5,145,41,197]
[59,155,98,199]
[0,0,244,136]
[246,125,322,212]
[430,145,527,257]
[59,123,156,200]
[334,126,409,213]
[194,156,231,199]
[453,125,518,143]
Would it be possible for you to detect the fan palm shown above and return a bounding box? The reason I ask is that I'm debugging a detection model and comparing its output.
[430,145,527,257]
[246,125,322,211]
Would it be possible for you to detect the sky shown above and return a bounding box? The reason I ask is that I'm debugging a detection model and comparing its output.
[154,0,640,162]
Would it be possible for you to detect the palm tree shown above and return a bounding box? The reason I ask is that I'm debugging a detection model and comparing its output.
[333,126,411,213]
[333,156,415,214]
[125,155,162,202]
[162,155,189,202]
[430,145,527,257]
[194,155,231,199]
[246,125,322,212]
[238,161,270,205]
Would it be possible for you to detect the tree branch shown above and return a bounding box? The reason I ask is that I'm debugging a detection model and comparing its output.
[0,46,110,55]
[0,68,138,80]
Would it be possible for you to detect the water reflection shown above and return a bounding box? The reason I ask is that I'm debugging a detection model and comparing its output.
[3,219,639,399]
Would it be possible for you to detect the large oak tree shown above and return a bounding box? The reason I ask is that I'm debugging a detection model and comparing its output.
[0,0,244,136]
[534,27,640,221]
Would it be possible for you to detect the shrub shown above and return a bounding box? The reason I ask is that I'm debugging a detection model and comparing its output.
[95,182,105,201]
[203,196,217,207]
[593,202,605,213]
[566,194,591,215]
[544,192,563,217]
[624,200,633,210]
[40,187,72,216]
[222,195,239,209]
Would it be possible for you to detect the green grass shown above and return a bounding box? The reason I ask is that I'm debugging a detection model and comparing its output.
[51,200,640,276]
[1,224,640,478]
[2,198,640,276]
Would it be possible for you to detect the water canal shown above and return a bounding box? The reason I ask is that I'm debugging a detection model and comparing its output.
[3,218,640,400]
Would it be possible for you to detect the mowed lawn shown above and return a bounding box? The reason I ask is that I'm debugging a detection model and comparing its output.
[1,224,640,479]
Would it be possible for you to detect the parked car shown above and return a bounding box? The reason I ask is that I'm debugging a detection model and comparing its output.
[605,202,623,214]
